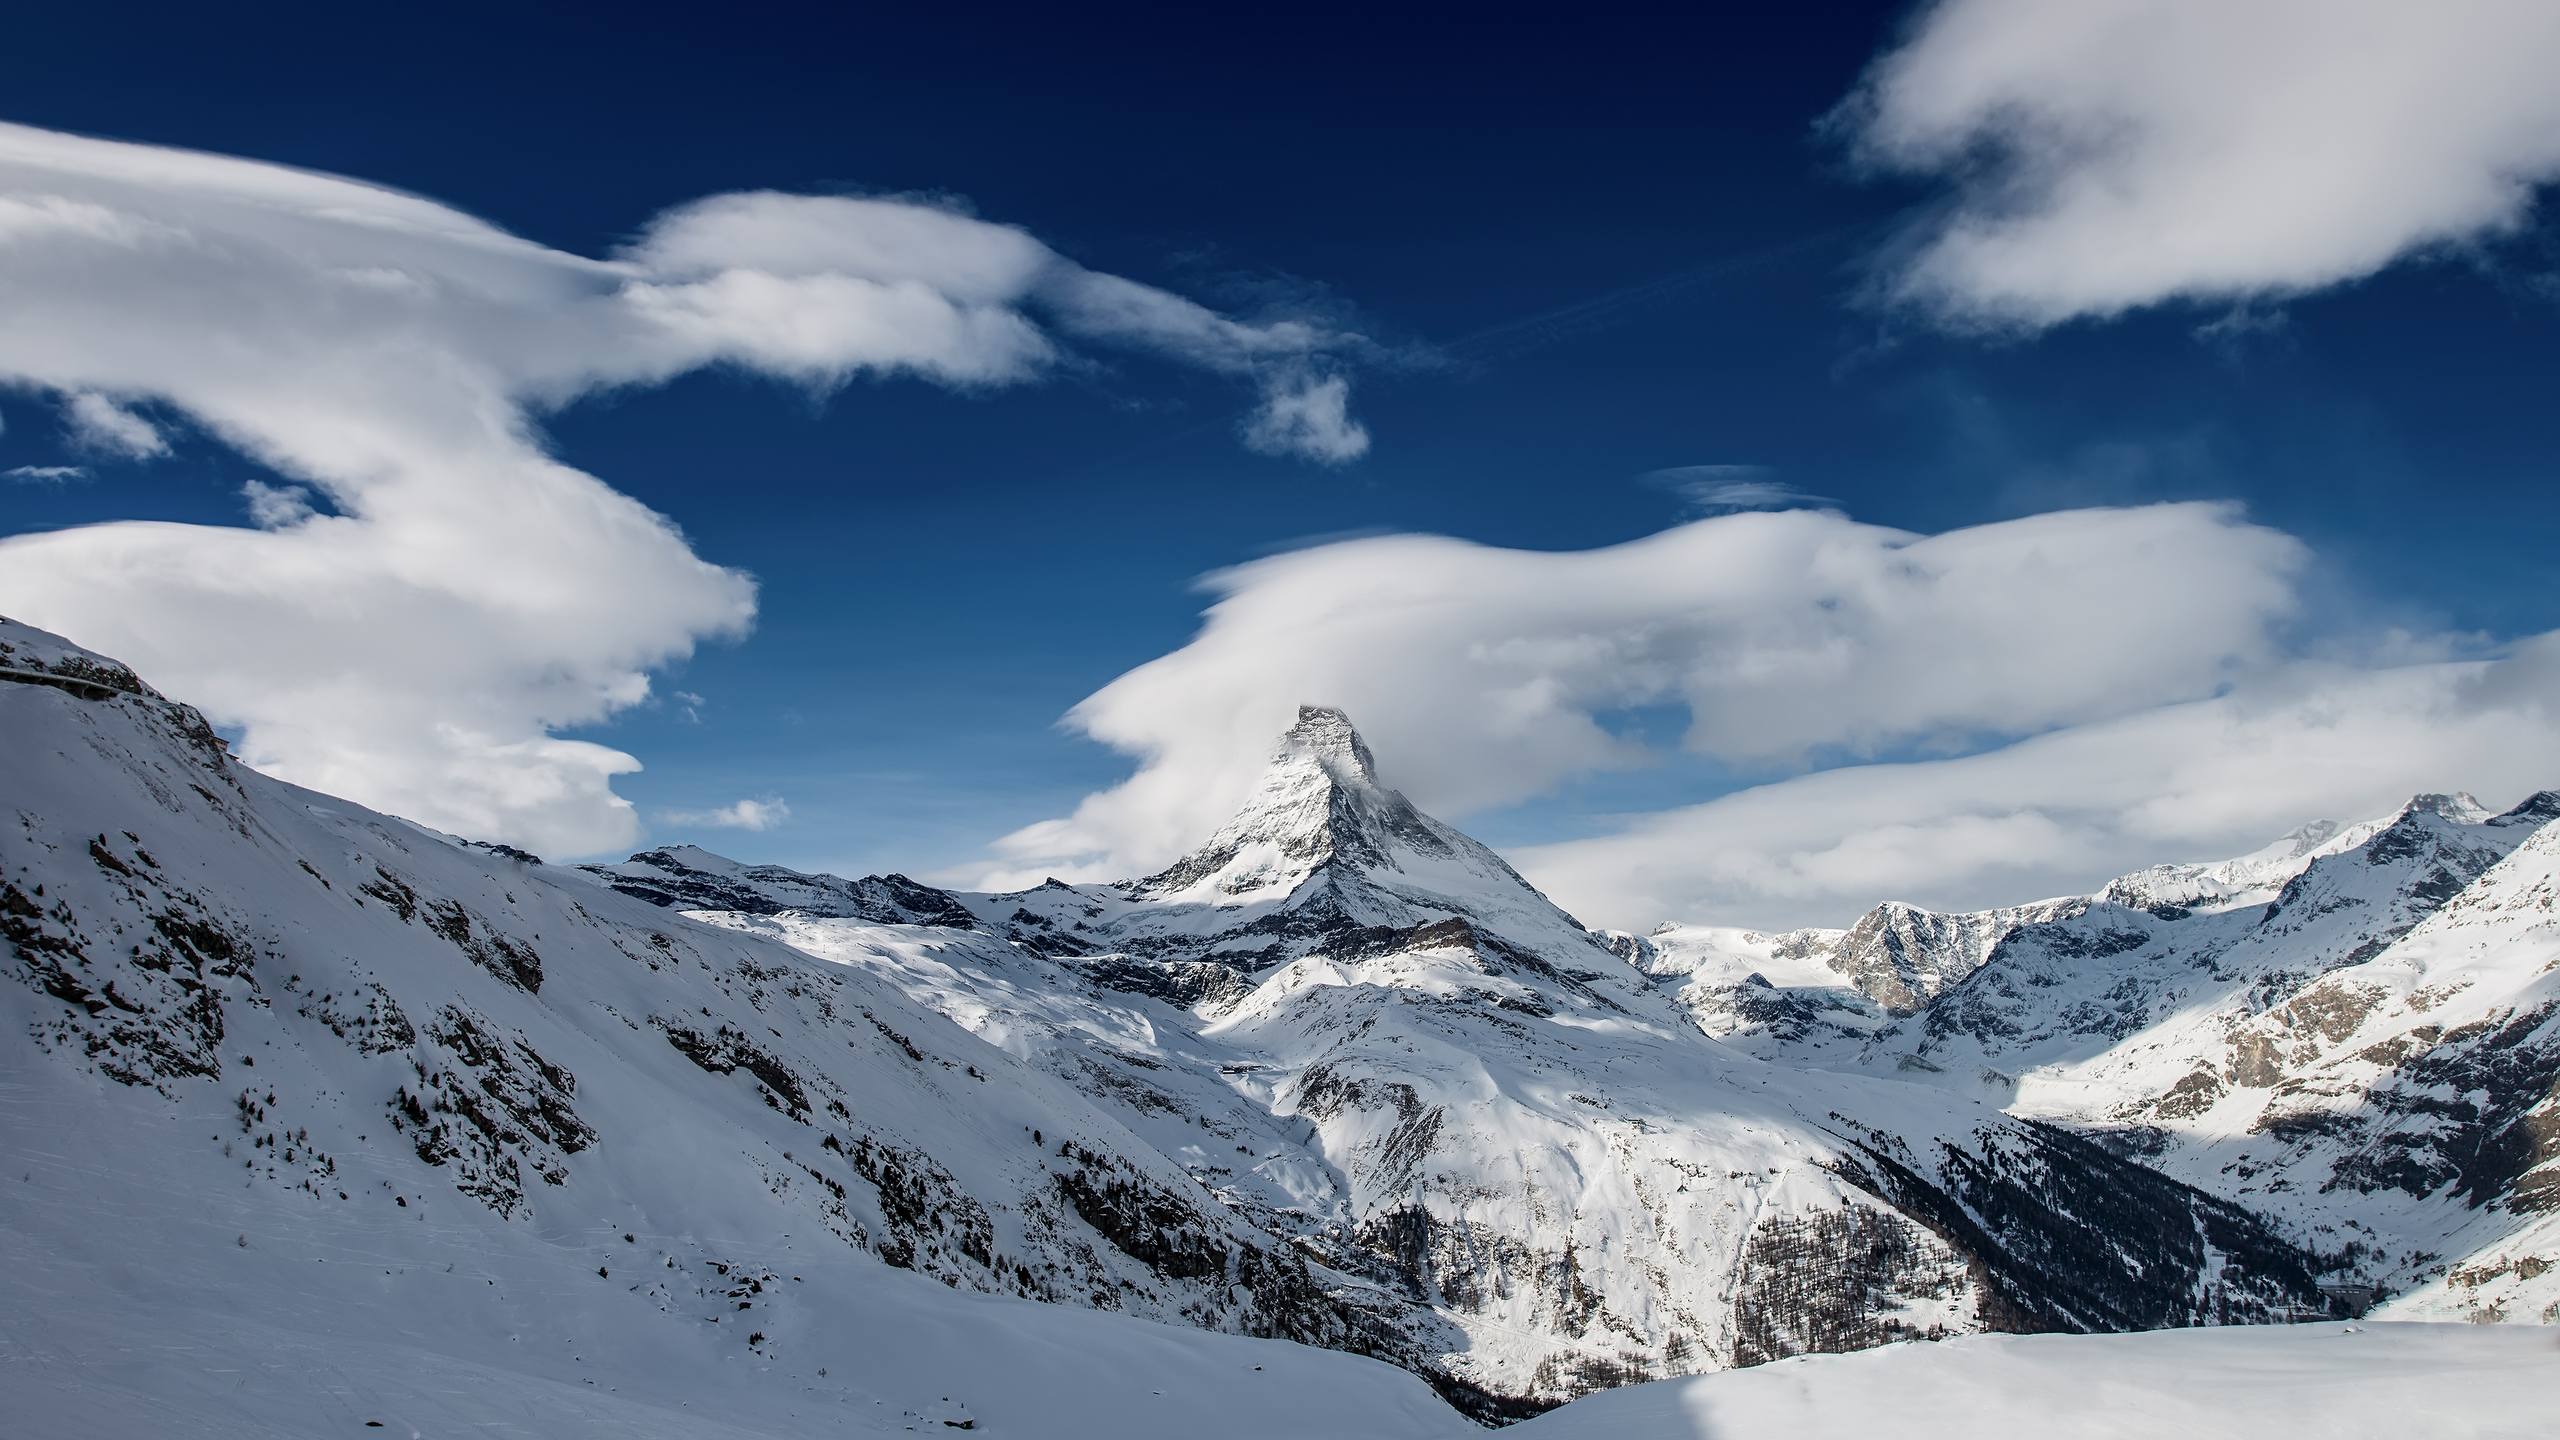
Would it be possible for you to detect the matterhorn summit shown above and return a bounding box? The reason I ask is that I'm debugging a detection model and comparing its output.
[912,705,1622,992]
[1138,704,1405,899]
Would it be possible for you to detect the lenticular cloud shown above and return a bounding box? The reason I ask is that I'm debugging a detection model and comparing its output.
[0,120,1372,855]
[983,502,2311,887]
[1839,0,2560,327]
[990,500,2560,931]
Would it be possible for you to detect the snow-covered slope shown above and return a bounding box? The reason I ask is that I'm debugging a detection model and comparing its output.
[2099,815,2386,912]
[1603,924,1866,1043]
[632,708,2337,1408]
[0,618,1472,1437]
[12,614,2535,1428]
[1510,1323,2551,1440]
[1648,787,2560,1324]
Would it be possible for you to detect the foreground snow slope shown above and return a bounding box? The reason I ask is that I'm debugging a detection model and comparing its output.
[0,617,1466,1438]
[1511,1323,2552,1440]
[1,1157,1468,1440]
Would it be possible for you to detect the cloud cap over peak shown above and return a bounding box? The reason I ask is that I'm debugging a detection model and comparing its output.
[980,502,2310,889]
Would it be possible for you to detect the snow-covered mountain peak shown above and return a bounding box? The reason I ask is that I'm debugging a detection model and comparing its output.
[1135,705,1455,902]
[2101,815,2375,914]
[937,706,1653,1015]
[2488,788,2560,827]
[1283,702,1379,784]
[2263,817,2349,859]
[2401,790,2491,824]
[575,707,1619,999]
[641,843,747,873]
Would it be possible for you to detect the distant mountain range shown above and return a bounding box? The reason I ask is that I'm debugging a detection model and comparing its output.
[4,616,2552,1432]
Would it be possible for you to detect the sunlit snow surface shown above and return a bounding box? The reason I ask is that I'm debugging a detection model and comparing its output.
[0,1194,1463,1439]
[1513,1324,2552,1440]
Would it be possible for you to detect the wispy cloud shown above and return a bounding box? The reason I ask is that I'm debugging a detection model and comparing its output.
[1638,465,1834,514]
[5,463,87,484]
[662,797,790,832]
[240,479,316,529]
[1837,0,2560,329]
[1515,641,2560,929]
[62,391,167,458]
[1243,369,1369,464]
[2191,306,2294,363]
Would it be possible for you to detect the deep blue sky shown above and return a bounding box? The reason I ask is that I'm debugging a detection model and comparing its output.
[5,1,2556,878]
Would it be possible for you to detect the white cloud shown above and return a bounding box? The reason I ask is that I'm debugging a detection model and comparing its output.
[6,464,86,483]
[979,502,2308,887]
[1242,370,1370,464]
[1513,643,2560,930]
[663,797,790,832]
[1838,0,2560,328]
[239,479,316,529]
[62,391,168,458]
[1639,465,1831,514]
[620,194,1376,464]
[0,119,1375,857]
[988,501,2560,929]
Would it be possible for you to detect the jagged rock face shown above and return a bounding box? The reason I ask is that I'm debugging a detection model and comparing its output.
[1614,897,2083,1026]
[1829,898,2086,1015]
[2228,812,2560,1325]
[714,905,2325,1409]
[582,846,977,928]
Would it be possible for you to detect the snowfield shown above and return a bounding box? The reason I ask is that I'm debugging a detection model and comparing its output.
[1513,1323,2555,1440]
[0,1175,1467,1439]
